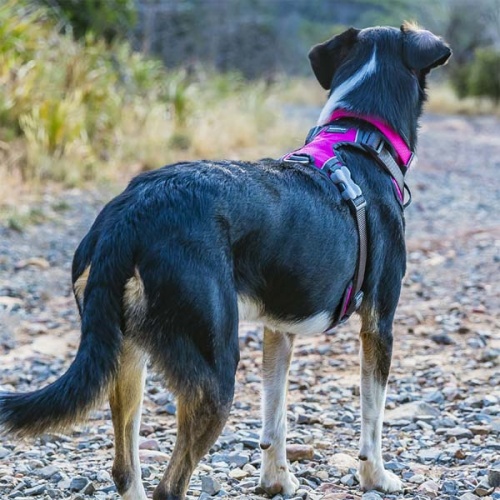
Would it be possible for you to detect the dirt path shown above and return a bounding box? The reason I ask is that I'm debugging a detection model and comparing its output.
[0,114,499,500]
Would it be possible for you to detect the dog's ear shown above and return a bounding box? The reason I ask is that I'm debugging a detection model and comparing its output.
[401,23,451,73]
[308,27,360,90]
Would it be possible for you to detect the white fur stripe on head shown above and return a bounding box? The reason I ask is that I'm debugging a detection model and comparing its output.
[317,47,378,125]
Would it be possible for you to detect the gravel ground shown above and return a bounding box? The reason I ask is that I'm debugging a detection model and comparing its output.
[0,114,499,500]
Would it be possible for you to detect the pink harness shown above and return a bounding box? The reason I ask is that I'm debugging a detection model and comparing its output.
[282,109,414,329]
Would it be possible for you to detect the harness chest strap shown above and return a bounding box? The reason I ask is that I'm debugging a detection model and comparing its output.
[282,111,415,329]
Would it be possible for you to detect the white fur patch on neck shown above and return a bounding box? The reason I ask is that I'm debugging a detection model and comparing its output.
[317,47,378,125]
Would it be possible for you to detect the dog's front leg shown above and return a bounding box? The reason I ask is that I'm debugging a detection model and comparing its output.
[259,328,299,496]
[358,308,403,493]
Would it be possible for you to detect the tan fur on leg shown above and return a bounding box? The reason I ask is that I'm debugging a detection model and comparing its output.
[110,341,148,500]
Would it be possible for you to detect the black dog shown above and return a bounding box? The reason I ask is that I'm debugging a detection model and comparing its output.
[0,23,450,500]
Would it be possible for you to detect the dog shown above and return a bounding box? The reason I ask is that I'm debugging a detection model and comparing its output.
[0,23,450,500]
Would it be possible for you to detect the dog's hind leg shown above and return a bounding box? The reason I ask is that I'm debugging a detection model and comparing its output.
[151,289,240,499]
[109,341,148,500]
[357,305,403,493]
[259,328,299,496]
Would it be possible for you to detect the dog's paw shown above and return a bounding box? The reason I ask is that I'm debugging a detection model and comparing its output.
[359,463,403,493]
[259,466,300,496]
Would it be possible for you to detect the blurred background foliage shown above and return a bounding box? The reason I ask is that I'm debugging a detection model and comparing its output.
[1,0,499,187]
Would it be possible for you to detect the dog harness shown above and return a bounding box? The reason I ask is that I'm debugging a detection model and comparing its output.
[282,109,415,330]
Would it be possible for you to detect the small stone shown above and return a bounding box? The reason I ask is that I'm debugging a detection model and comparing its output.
[164,403,177,415]
[470,425,491,435]
[139,439,160,451]
[455,448,467,459]
[488,469,500,487]
[446,427,473,440]
[362,492,383,500]
[340,473,356,486]
[321,418,336,429]
[95,470,111,482]
[328,453,358,474]
[228,468,248,480]
[442,480,459,494]
[475,480,494,497]
[409,474,426,484]
[315,470,329,480]
[139,450,170,463]
[418,449,441,462]
[24,483,47,495]
[460,494,480,500]
[69,477,89,492]
[241,437,260,449]
[211,453,249,468]
[36,465,60,479]
[418,479,439,498]
[483,395,499,407]
[14,257,50,270]
[200,476,221,496]
[385,401,440,422]
[431,333,454,345]
[286,444,314,462]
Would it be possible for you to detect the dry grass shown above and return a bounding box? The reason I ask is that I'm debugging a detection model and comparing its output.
[425,82,500,115]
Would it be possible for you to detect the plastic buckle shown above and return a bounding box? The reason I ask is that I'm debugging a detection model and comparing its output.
[345,291,364,316]
[357,130,384,155]
[405,152,416,170]
[283,153,312,165]
[305,126,323,144]
[328,165,365,205]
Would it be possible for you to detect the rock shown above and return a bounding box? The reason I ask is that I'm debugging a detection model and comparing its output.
[431,333,454,345]
[211,453,249,468]
[460,494,480,500]
[418,449,441,462]
[385,401,440,422]
[327,453,358,474]
[409,474,426,484]
[95,470,111,482]
[14,257,50,270]
[164,403,177,415]
[139,439,160,451]
[446,427,474,439]
[228,468,248,480]
[24,483,47,495]
[470,425,491,435]
[418,480,439,498]
[200,476,221,496]
[362,492,383,500]
[483,395,499,407]
[475,480,494,497]
[35,465,60,479]
[69,476,94,494]
[340,473,356,486]
[488,469,500,487]
[139,450,170,463]
[286,444,314,462]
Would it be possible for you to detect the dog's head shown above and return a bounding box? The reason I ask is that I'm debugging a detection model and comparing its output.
[309,23,451,146]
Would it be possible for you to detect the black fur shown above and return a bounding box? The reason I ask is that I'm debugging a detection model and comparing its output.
[0,24,450,499]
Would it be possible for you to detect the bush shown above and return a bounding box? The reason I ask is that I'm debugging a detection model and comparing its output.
[450,48,500,105]
[467,48,500,104]
[0,1,299,186]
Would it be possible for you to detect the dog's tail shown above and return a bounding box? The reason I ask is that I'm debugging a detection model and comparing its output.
[0,224,134,437]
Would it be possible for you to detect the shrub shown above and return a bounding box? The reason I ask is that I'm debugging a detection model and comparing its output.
[467,48,500,104]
